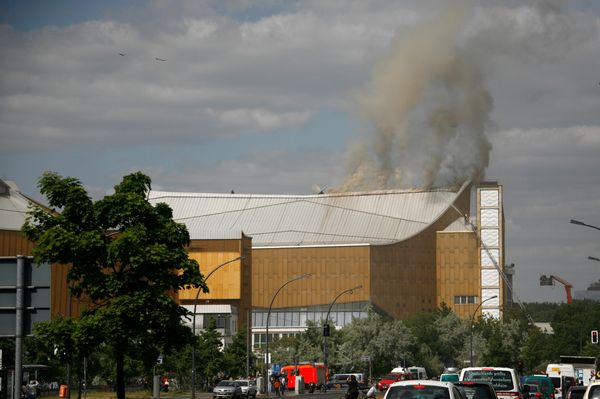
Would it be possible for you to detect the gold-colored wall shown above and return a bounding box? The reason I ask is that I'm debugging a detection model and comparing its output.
[183,236,252,328]
[251,185,472,319]
[252,246,370,309]
[436,231,480,319]
[0,230,34,256]
[370,186,471,319]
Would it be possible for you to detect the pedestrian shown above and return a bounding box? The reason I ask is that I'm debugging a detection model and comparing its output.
[280,376,286,396]
[273,377,281,397]
[346,375,359,399]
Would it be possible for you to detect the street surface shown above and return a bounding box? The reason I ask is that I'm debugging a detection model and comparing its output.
[155,389,384,399]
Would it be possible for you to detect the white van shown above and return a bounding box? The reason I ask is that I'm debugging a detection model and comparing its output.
[546,364,576,399]
[459,367,523,399]
[407,366,428,380]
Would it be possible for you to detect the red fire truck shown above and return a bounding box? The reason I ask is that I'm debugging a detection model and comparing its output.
[280,363,328,392]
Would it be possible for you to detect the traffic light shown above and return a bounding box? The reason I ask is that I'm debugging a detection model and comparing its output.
[323,323,330,337]
[592,330,599,344]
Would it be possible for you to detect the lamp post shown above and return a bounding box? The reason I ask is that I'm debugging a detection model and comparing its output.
[469,295,498,366]
[570,219,600,231]
[265,273,312,396]
[323,285,362,373]
[570,220,599,265]
[191,255,245,399]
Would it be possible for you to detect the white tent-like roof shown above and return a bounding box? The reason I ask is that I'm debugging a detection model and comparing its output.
[0,179,33,231]
[148,182,470,248]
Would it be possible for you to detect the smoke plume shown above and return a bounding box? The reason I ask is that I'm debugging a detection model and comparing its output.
[337,2,493,191]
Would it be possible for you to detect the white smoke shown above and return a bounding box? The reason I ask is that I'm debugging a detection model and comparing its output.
[337,2,493,191]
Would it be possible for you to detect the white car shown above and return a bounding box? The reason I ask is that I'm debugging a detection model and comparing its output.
[235,380,257,398]
[459,367,523,399]
[383,380,465,399]
[582,382,600,399]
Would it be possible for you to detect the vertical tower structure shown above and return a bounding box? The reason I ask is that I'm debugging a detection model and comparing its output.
[477,182,504,318]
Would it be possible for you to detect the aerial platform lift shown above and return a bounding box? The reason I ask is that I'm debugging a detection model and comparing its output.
[540,274,573,304]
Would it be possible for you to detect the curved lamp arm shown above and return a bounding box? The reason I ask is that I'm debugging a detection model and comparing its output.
[469,294,498,366]
[265,273,312,396]
[191,255,245,399]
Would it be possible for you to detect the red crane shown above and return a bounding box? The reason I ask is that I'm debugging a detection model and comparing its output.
[540,274,573,304]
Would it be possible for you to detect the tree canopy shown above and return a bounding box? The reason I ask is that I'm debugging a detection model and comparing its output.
[23,171,206,399]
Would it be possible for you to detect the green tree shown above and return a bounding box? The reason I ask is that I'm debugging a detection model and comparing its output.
[550,300,600,358]
[405,306,465,376]
[223,325,251,378]
[196,319,224,388]
[338,308,413,376]
[23,172,206,399]
[296,321,326,364]
[271,335,301,365]
[478,316,526,368]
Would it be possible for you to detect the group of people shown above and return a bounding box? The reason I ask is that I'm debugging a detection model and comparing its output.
[346,375,377,399]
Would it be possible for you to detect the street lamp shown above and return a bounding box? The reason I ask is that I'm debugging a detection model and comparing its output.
[191,255,245,399]
[264,273,312,396]
[570,219,600,231]
[323,285,363,374]
[469,295,498,366]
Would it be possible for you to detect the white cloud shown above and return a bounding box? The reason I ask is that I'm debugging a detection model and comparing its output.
[206,108,312,131]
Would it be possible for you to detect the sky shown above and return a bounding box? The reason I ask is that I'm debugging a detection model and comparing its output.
[1,0,599,304]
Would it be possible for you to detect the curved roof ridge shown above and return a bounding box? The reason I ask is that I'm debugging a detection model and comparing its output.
[148,181,471,246]
[148,184,464,200]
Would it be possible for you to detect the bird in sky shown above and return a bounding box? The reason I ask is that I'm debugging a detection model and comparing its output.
[118,53,126,56]
[155,57,166,61]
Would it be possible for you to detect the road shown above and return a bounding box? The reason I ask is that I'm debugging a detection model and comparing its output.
[156,389,383,399]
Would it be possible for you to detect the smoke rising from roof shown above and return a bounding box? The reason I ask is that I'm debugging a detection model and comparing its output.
[336,2,493,191]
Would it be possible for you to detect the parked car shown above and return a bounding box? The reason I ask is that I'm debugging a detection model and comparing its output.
[213,380,242,399]
[582,382,600,399]
[522,375,555,399]
[460,367,524,399]
[383,380,465,399]
[454,381,499,399]
[566,386,587,399]
[235,380,257,398]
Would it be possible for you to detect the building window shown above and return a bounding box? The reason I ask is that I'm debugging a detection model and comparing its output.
[454,295,478,304]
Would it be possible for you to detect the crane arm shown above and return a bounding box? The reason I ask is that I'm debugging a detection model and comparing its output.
[539,274,573,304]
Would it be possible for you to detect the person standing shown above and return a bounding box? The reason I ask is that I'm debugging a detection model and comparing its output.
[346,375,359,399]
[280,376,286,396]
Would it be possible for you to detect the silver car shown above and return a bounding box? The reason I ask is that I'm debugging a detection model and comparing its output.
[236,380,258,398]
[213,380,242,399]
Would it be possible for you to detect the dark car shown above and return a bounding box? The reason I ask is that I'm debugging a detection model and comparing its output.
[455,381,499,399]
[523,376,556,399]
[523,384,540,399]
[566,386,587,399]
[327,373,367,390]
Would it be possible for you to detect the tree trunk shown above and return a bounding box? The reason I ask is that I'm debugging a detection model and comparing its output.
[116,351,125,399]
